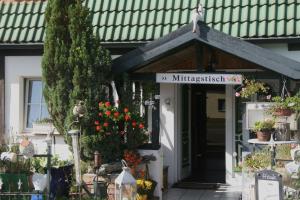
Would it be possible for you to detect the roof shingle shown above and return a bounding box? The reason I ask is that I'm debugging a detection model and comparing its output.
[1,0,300,44]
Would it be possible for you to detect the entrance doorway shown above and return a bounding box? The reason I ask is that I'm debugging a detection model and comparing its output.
[186,85,226,183]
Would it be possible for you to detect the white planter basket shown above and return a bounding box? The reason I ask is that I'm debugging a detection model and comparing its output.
[32,123,55,134]
[32,173,47,191]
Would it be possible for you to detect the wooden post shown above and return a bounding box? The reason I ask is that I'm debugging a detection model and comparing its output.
[0,56,4,144]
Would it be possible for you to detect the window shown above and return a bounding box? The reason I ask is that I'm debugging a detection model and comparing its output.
[218,98,225,112]
[25,79,49,128]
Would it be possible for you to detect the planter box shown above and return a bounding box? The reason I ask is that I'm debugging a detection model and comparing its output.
[32,123,55,134]
[0,173,30,192]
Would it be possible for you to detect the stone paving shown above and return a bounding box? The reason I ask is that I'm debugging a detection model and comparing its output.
[163,185,242,200]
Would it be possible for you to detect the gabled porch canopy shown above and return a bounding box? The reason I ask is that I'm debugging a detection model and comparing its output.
[112,22,300,80]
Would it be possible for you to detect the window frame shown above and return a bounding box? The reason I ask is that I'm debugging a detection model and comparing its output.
[24,78,49,131]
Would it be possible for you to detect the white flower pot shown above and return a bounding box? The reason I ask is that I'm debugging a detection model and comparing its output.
[32,173,47,191]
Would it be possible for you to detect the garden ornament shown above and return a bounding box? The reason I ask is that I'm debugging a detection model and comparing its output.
[191,3,204,33]
[285,149,300,178]
[115,160,137,200]
[18,179,22,191]
[19,137,34,158]
[72,100,86,118]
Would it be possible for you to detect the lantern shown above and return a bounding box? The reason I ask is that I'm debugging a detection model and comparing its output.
[115,160,137,200]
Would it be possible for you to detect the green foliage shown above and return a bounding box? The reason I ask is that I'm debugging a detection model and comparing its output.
[244,147,271,171]
[81,101,148,162]
[30,155,73,173]
[238,79,269,98]
[276,144,292,160]
[34,117,53,124]
[42,0,111,159]
[268,93,300,116]
[0,145,31,174]
[252,119,275,132]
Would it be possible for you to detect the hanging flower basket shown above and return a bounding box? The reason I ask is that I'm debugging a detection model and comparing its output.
[272,108,294,117]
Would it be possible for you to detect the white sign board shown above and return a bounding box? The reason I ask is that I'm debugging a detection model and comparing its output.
[257,180,280,200]
[156,73,242,85]
[255,170,283,200]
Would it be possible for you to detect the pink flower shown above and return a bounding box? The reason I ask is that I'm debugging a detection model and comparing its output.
[235,92,240,97]
[266,95,272,100]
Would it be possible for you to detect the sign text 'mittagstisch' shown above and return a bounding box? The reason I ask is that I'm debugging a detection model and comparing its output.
[156,73,242,85]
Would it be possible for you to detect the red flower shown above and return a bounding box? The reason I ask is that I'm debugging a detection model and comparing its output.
[124,107,129,113]
[105,110,111,116]
[94,120,100,125]
[132,121,137,127]
[114,112,120,118]
[105,102,111,107]
[139,123,144,129]
[124,114,130,121]
[96,125,101,131]
[98,102,103,107]
[103,122,109,127]
[98,112,103,117]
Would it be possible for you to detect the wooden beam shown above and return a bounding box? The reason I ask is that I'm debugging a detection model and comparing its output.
[0,56,4,144]
[195,43,204,72]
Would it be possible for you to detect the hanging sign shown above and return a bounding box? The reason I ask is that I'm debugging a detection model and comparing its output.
[156,73,242,85]
[255,170,283,200]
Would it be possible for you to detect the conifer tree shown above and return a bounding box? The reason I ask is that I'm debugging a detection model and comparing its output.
[42,0,111,160]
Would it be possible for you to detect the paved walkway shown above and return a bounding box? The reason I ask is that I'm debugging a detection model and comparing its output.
[163,185,242,200]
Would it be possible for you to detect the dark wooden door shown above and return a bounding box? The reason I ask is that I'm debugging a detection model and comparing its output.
[190,85,225,183]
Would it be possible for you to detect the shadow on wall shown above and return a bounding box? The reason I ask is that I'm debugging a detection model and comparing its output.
[160,107,176,187]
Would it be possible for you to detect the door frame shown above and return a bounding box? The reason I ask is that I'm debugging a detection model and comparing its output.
[176,84,236,184]
[177,85,192,180]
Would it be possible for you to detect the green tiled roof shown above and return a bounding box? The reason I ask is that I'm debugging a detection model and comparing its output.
[1,0,300,43]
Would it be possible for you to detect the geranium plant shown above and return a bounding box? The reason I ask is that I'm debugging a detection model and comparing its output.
[81,101,148,162]
[123,150,142,177]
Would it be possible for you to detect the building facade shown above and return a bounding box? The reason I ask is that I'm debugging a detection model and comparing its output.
[1,0,300,199]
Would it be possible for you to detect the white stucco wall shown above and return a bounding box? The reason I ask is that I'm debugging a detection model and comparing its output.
[4,56,71,160]
[206,93,225,118]
[160,83,178,186]
[259,43,300,62]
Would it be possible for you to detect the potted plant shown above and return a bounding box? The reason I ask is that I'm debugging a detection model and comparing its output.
[252,119,275,141]
[32,118,55,134]
[244,147,271,172]
[0,145,31,192]
[268,93,300,117]
[136,163,157,200]
[30,157,47,192]
[235,79,269,99]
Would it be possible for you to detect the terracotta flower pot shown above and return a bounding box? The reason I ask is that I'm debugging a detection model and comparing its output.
[273,108,293,117]
[256,131,271,141]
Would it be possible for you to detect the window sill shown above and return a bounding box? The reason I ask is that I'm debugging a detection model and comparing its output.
[138,143,161,150]
[20,130,60,136]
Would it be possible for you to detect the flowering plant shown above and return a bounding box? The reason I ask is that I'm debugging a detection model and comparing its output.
[136,179,156,196]
[123,150,142,177]
[235,79,269,99]
[89,101,148,162]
